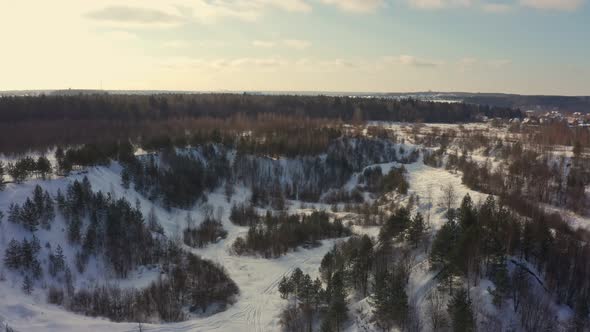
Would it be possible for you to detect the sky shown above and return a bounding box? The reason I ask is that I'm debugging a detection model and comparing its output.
[1,0,589,95]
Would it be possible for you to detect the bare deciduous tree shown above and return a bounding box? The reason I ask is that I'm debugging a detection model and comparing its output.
[440,183,457,211]
[426,289,448,331]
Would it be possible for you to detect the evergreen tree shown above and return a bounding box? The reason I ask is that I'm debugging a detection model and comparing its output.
[147,206,163,234]
[56,188,67,213]
[279,276,294,299]
[489,258,510,308]
[7,203,21,224]
[36,156,52,179]
[350,235,373,296]
[298,274,316,332]
[41,190,55,228]
[290,268,304,295]
[458,194,476,230]
[371,270,394,331]
[0,161,5,190]
[371,269,409,331]
[68,214,82,244]
[4,239,21,269]
[381,207,411,240]
[447,289,475,332]
[49,245,66,277]
[22,275,33,294]
[407,212,426,248]
[20,198,39,231]
[121,167,131,190]
[326,271,347,332]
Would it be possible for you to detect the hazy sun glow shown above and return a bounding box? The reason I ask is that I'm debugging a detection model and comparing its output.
[1,0,589,94]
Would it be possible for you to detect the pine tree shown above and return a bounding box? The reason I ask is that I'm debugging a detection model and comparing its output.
[49,245,66,277]
[489,258,510,308]
[121,167,131,189]
[312,278,324,311]
[68,214,82,243]
[458,194,476,230]
[447,289,475,332]
[371,269,409,331]
[0,161,5,191]
[279,276,294,299]
[55,147,72,175]
[20,198,40,232]
[22,275,33,294]
[41,190,55,228]
[36,156,52,179]
[390,271,409,327]
[7,203,21,224]
[381,207,411,240]
[371,270,394,331]
[298,274,316,332]
[147,206,163,234]
[4,239,21,269]
[290,268,304,295]
[407,212,426,248]
[326,271,347,332]
[56,188,67,212]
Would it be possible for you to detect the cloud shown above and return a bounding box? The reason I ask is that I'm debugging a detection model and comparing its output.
[408,0,472,9]
[283,39,312,50]
[85,0,312,27]
[258,0,313,12]
[519,0,583,10]
[481,2,514,12]
[487,59,512,68]
[160,56,290,70]
[86,6,184,26]
[252,39,312,50]
[320,0,385,13]
[384,55,443,67]
[252,40,276,48]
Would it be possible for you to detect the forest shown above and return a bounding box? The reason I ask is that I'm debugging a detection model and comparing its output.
[0,93,520,153]
[2,96,590,332]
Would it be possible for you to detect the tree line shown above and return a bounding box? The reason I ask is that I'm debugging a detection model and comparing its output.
[231,211,351,258]
[0,93,520,153]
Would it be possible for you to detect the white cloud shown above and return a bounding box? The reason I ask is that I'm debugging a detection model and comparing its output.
[408,0,472,9]
[258,0,313,12]
[487,59,512,68]
[252,39,311,50]
[86,5,185,27]
[160,56,290,70]
[384,55,443,67]
[320,0,385,13]
[85,0,312,28]
[519,0,583,10]
[252,40,277,48]
[283,39,312,50]
[481,2,514,12]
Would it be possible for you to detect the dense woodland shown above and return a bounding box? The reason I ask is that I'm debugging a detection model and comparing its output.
[0,93,519,153]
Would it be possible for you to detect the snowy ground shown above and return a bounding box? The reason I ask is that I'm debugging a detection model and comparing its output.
[0,151,565,332]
